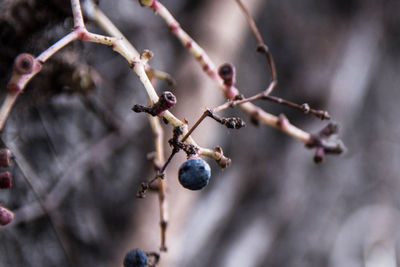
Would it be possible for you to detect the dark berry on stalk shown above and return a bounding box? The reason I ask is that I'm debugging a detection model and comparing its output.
[123,249,147,267]
[178,158,211,190]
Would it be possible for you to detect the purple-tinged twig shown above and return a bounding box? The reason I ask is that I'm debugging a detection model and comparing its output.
[212,91,330,120]
[137,0,229,94]
[71,0,85,28]
[215,64,330,120]
[0,2,117,131]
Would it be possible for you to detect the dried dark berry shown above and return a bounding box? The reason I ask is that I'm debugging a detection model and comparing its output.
[178,158,211,190]
[123,249,147,267]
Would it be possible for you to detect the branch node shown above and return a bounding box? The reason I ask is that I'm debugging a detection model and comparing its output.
[277,114,289,129]
[301,103,310,114]
[140,49,154,62]
[306,122,346,163]
[213,146,231,169]
[137,182,150,198]
[256,44,268,54]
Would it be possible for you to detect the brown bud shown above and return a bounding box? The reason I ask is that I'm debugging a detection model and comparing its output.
[132,91,177,117]
[301,103,310,114]
[218,63,236,87]
[151,91,177,116]
[277,114,289,129]
[0,148,12,168]
[0,206,14,226]
[0,171,12,189]
[13,53,35,75]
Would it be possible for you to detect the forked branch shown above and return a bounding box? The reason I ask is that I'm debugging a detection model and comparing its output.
[137,0,343,159]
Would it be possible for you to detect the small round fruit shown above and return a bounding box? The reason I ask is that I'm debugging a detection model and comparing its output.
[123,249,147,267]
[178,158,211,190]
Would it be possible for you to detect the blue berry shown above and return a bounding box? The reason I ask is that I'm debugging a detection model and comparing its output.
[178,158,211,190]
[123,249,147,267]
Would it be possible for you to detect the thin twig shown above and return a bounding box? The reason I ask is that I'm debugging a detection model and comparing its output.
[213,92,330,120]
[71,0,85,28]
[148,116,168,251]
[0,138,74,265]
[235,0,277,95]
[181,112,209,142]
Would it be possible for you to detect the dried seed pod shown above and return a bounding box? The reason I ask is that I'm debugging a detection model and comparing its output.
[0,171,12,189]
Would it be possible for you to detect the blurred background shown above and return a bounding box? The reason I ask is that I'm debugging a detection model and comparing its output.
[0,0,400,266]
